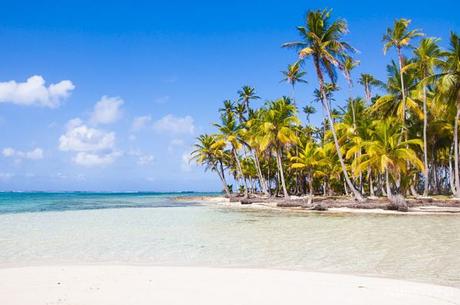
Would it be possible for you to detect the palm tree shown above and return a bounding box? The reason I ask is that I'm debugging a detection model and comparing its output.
[214,111,249,198]
[403,38,445,196]
[438,32,460,197]
[283,9,365,201]
[238,86,260,114]
[281,61,307,98]
[191,134,232,197]
[354,118,424,203]
[258,98,300,198]
[290,142,325,203]
[383,18,423,131]
[358,73,384,105]
[303,105,316,123]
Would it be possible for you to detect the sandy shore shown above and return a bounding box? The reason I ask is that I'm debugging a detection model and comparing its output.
[0,266,459,305]
[184,195,460,214]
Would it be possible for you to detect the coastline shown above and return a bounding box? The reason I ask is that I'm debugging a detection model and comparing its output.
[181,195,460,215]
[1,265,459,305]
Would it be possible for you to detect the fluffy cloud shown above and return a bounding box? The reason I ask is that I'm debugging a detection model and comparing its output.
[59,118,119,167]
[90,96,124,125]
[59,120,115,152]
[153,114,195,135]
[0,75,74,108]
[73,151,121,167]
[2,147,44,160]
[131,115,151,131]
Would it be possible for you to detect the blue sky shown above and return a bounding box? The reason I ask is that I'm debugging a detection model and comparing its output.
[0,0,458,191]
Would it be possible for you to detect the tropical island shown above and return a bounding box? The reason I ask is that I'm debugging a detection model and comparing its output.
[192,9,460,213]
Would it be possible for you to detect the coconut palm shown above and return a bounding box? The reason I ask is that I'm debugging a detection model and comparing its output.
[214,111,249,198]
[258,98,300,198]
[191,134,232,197]
[283,9,365,201]
[403,37,445,196]
[354,118,424,202]
[438,32,460,197]
[290,142,325,203]
[383,18,423,130]
[303,105,316,123]
[238,86,260,114]
[281,61,307,98]
[358,73,384,105]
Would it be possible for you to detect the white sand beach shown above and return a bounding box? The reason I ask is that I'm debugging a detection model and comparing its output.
[0,266,459,305]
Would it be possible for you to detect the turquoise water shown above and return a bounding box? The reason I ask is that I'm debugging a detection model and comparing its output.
[0,192,216,214]
[0,192,459,287]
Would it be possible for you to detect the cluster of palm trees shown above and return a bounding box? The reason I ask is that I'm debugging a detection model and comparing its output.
[192,9,460,204]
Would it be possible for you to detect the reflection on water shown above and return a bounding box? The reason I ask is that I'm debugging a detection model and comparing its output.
[0,202,459,287]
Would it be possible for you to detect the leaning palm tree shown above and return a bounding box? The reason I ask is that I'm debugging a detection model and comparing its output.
[258,98,300,198]
[237,86,260,114]
[303,105,316,123]
[281,61,307,98]
[191,134,232,197]
[358,73,384,105]
[403,38,445,196]
[214,111,249,198]
[283,9,365,201]
[383,18,423,131]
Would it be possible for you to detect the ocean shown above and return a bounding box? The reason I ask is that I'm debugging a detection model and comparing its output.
[0,192,459,287]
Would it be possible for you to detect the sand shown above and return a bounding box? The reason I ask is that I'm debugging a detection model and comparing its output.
[0,266,459,305]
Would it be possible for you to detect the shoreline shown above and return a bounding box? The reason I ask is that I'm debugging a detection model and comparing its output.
[180,195,460,214]
[1,265,458,305]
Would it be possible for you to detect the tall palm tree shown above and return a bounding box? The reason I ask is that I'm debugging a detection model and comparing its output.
[438,32,460,197]
[283,9,365,201]
[258,98,300,198]
[238,86,260,114]
[383,18,423,131]
[403,38,445,196]
[214,111,249,198]
[191,134,232,197]
[358,73,384,105]
[281,61,307,98]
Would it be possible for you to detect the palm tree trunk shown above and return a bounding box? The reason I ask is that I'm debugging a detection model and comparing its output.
[454,108,460,197]
[385,170,393,200]
[369,168,375,197]
[307,173,313,205]
[216,166,231,197]
[276,147,289,198]
[313,59,365,202]
[422,85,429,196]
[397,48,407,130]
[253,152,269,196]
[233,148,249,198]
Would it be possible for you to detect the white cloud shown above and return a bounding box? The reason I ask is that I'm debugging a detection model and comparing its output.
[0,75,75,108]
[131,115,151,131]
[73,151,121,167]
[90,96,124,125]
[2,147,44,160]
[59,118,119,167]
[59,120,115,152]
[153,114,195,135]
